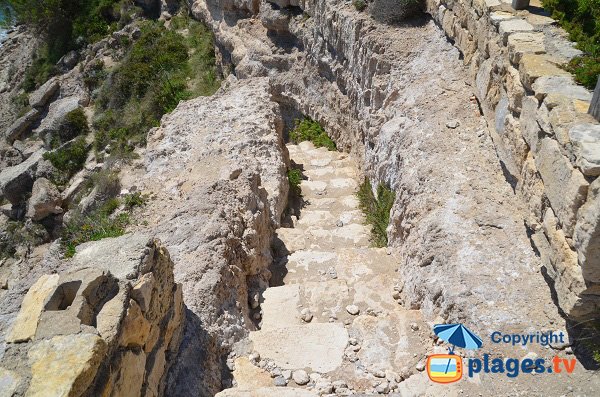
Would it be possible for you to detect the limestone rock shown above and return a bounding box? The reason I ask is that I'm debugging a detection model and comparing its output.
[102,350,146,397]
[574,178,600,283]
[6,274,59,343]
[0,367,21,397]
[519,54,571,91]
[131,272,155,313]
[29,78,60,108]
[532,76,592,103]
[33,96,80,140]
[507,32,545,66]
[5,108,40,143]
[233,357,273,389]
[0,149,44,204]
[27,334,107,397]
[292,370,309,385]
[96,288,128,344]
[535,138,589,237]
[26,177,63,221]
[568,123,600,176]
[498,19,533,43]
[119,299,151,348]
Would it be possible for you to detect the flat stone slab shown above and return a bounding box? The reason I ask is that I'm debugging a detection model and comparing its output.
[260,285,301,330]
[216,388,318,397]
[519,54,571,90]
[532,75,592,102]
[250,323,348,372]
[499,19,534,42]
[507,32,546,65]
[569,124,600,176]
[232,358,273,389]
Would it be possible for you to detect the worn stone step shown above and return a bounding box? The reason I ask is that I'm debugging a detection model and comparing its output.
[249,323,348,373]
[294,209,363,228]
[216,387,318,397]
[303,166,358,180]
[275,223,370,252]
[305,196,360,211]
[300,178,358,198]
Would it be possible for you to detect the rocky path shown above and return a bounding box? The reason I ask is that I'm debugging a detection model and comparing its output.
[217,142,436,396]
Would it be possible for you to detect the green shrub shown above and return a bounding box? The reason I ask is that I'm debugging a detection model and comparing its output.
[62,200,129,258]
[288,168,303,197]
[58,108,90,143]
[43,137,90,183]
[12,91,31,118]
[357,178,395,247]
[123,191,147,209]
[289,118,337,151]
[353,0,367,11]
[542,0,600,89]
[93,18,220,156]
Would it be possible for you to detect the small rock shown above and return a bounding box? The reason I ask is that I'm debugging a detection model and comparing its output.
[274,375,287,387]
[253,312,261,320]
[410,322,419,331]
[446,120,460,129]
[315,379,333,394]
[565,346,573,355]
[416,361,426,372]
[332,380,348,390]
[391,290,401,300]
[336,220,343,227]
[371,369,386,378]
[300,308,313,323]
[348,337,359,346]
[293,369,310,385]
[376,381,390,394]
[282,370,292,380]
[249,352,260,363]
[346,305,360,315]
[327,267,338,279]
[271,367,282,378]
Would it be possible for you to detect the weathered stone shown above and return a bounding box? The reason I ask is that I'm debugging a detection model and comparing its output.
[131,272,155,313]
[292,370,309,385]
[103,350,146,397]
[6,274,59,343]
[507,32,545,66]
[27,334,107,397]
[520,96,542,152]
[568,123,600,176]
[574,178,600,282]
[519,54,571,91]
[512,0,530,10]
[0,149,44,204]
[535,138,589,236]
[532,76,592,103]
[0,367,21,397]
[5,108,40,143]
[34,310,82,340]
[119,299,151,348]
[29,78,60,108]
[26,177,63,221]
[233,357,273,389]
[96,287,128,344]
[499,19,533,43]
[33,96,80,140]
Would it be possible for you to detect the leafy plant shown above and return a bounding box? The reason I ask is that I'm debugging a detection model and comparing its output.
[289,118,336,151]
[43,137,90,183]
[288,168,303,197]
[353,0,367,11]
[542,0,600,89]
[123,191,147,209]
[57,108,90,143]
[357,178,395,247]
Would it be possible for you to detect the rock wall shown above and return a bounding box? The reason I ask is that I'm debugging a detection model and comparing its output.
[189,0,583,336]
[127,77,288,395]
[424,0,600,319]
[0,234,184,397]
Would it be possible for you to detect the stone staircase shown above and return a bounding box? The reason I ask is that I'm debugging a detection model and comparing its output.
[217,142,432,396]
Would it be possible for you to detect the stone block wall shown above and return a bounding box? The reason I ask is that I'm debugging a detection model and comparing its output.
[424,0,600,319]
[0,234,184,397]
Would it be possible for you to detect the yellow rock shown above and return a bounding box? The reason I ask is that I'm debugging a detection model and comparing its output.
[119,299,151,348]
[7,274,59,343]
[232,357,273,389]
[519,54,570,90]
[26,334,107,397]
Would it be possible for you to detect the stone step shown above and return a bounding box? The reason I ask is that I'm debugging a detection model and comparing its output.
[275,223,370,252]
[249,323,349,373]
[299,177,358,199]
[305,195,360,211]
[216,387,318,397]
[303,166,358,180]
[294,209,364,228]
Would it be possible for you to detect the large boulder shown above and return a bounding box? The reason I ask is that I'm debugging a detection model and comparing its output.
[5,108,40,143]
[33,96,80,143]
[28,78,60,108]
[0,149,45,204]
[26,178,63,221]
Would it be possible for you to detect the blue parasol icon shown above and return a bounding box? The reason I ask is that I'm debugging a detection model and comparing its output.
[434,323,483,352]
[433,324,483,375]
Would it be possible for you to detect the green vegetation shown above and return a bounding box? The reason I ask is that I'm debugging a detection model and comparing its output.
[123,191,147,209]
[94,19,220,157]
[288,168,303,197]
[542,0,600,89]
[57,108,90,144]
[7,0,142,91]
[43,137,90,183]
[357,178,396,248]
[0,221,48,259]
[353,0,367,11]
[62,199,130,258]
[289,118,337,151]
